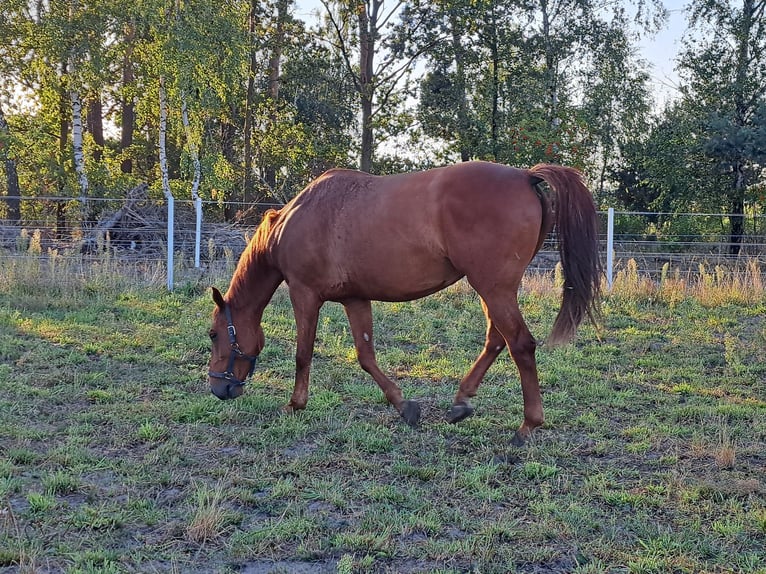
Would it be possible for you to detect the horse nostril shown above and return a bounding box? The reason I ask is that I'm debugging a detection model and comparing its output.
[210,385,229,401]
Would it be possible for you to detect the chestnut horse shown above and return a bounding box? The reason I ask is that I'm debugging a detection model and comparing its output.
[207,161,601,445]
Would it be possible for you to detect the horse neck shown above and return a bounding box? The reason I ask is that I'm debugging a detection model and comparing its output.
[226,259,283,320]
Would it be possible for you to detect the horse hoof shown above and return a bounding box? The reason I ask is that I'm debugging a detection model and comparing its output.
[400,400,421,427]
[510,430,528,447]
[446,402,474,424]
[281,404,303,416]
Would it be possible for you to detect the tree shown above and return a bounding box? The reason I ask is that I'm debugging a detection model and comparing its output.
[263,0,292,190]
[412,0,661,170]
[679,0,766,253]
[0,0,25,222]
[580,14,654,200]
[412,0,525,163]
[242,0,266,202]
[0,103,22,222]
[411,0,478,161]
[319,0,428,173]
[281,36,358,175]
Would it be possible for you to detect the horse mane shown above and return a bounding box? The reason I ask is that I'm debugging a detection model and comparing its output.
[251,209,281,260]
[227,209,281,298]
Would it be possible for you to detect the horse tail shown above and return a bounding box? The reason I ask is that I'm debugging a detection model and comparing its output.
[528,164,602,345]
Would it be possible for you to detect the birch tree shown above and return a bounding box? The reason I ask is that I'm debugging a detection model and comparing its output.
[158,75,171,201]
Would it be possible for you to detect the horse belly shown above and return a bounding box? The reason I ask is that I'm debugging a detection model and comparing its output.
[345,249,462,302]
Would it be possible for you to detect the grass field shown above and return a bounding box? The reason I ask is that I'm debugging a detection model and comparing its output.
[1,257,765,573]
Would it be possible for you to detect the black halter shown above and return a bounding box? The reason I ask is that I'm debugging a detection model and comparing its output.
[208,305,258,388]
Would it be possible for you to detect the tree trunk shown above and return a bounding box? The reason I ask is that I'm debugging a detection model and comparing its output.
[71,89,90,220]
[541,0,559,129]
[489,1,499,160]
[729,161,746,255]
[181,93,201,200]
[158,77,170,200]
[449,11,471,162]
[264,0,289,190]
[242,0,259,203]
[0,104,22,223]
[87,94,104,162]
[726,0,756,256]
[221,115,238,222]
[57,61,70,240]
[120,22,136,174]
[357,0,379,173]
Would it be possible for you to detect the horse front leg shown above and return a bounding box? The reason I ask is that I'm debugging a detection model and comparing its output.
[343,299,420,426]
[284,287,321,414]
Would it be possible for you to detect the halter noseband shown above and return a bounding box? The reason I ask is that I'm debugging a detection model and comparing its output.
[208,305,258,388]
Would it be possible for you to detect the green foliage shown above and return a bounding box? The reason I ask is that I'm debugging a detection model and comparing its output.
[410,0,661,173]
[0,0,764,244]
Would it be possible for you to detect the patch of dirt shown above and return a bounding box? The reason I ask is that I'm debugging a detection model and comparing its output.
[237,559,337,573]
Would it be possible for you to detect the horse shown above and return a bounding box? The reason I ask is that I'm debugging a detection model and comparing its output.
[207,161,601,445]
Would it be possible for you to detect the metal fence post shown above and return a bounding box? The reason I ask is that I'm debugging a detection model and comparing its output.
[606,207,614,291]
[166,192,175,291]
[194,195,202,268]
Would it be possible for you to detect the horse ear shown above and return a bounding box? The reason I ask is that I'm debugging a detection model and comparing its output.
[211,287,226,310]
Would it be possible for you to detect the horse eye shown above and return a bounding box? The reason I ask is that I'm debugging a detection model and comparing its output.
[209,331,217,341]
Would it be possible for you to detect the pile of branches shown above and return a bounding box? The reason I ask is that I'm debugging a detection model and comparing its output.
[82,183,159,254]
[81,184,249,261]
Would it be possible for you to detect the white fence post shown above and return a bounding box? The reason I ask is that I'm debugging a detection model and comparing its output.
[194,195,202,268]
[606,207,614,291]
[166,192,175,291]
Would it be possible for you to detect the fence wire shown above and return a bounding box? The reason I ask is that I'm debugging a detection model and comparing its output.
[1,197,765,288]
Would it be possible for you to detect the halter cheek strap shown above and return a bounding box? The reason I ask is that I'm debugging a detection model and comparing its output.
[208,305,258,387]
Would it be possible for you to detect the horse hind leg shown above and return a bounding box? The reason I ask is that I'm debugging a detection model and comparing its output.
[472,291,544,446]
[343,299,420,427]
[447,300,506,423]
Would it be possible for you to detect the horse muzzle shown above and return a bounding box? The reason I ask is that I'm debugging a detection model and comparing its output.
[209,375,246,400]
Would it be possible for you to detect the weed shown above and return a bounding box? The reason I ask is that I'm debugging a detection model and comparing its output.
[186,482,236,544]
[714,421,737,470]
[41,470,81,495]
[69,503,123,531]
[137,420,169,442]
[26,492,56,514]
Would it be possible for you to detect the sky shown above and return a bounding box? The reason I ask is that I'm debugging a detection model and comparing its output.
[637,0,689,107]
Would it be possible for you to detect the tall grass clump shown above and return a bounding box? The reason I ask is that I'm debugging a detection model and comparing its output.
[185,482,236,544]
[609,258,657,301]
[0,232,179,301]
[521,271,561,301]
[607,257,765,306]
[693,260,764,307]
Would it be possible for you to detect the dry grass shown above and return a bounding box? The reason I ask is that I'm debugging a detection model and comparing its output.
[607,257,766,306]
[693,259,764,307]
[714,420,737,470]
[185,482,231,544]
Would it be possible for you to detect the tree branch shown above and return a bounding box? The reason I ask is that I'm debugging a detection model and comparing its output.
[319,0,362,93]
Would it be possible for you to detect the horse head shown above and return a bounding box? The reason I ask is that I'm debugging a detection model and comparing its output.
[207,287,264,400]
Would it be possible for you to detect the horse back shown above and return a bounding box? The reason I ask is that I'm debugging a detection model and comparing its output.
[271,162,549,301]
